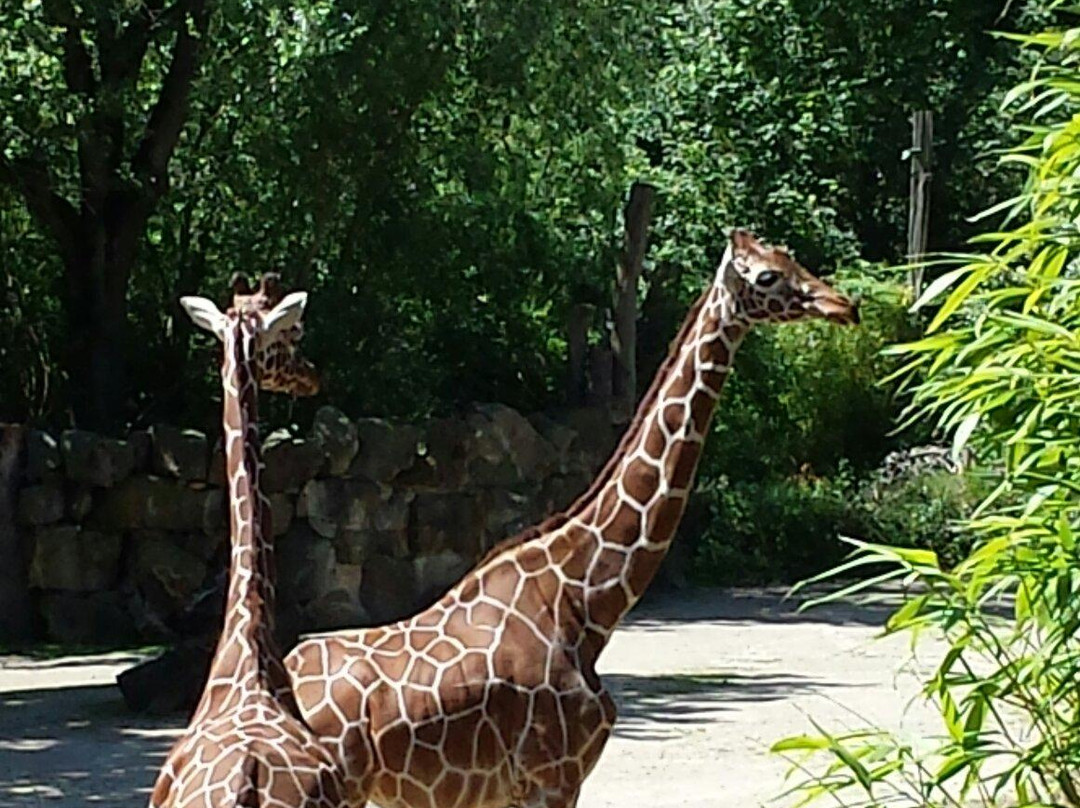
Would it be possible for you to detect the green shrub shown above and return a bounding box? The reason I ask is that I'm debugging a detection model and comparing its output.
[688,271,944,584]
[691,473,856,586]
[854,468,987,569]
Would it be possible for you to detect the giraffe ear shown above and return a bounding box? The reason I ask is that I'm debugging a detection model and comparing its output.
[180,296,228,340]
[717,242,742,295]
[264,291,308,336]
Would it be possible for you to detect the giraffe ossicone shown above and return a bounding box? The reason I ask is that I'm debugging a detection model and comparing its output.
[149,274,349,807]
[284,229,859,808]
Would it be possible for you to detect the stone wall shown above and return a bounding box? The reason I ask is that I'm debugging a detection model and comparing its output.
[3,404,615,645]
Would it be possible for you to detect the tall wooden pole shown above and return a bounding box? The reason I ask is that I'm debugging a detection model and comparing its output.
[611,181,655,422]
[907,111,933,297]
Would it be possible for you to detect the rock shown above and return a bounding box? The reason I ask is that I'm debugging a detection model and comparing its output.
[40,591,138,645]
[481,488,537,544]
[539,472,593,515]
[411,493,484,558]
[93,476,211,532]
[335,527,409,565]
[310,406,358,476]
[172,530,224,564]
[17,483,64,525]
[398,417,471,491]
[466,412,517,488]
[25,430,61,481]
[117,643,213,714]
[471,403,558,485]
[29,525,122,591]
[350,418,421,483]
[207,438,226,487]
[414,551,470,606]
[129,429,152,472]
[150,424,209,483]
[268,492,294,537]
[306,589,370,631]
[202,488,227,539]
[277,524,336,605]
[262,430,324,493]
[305,563,367,630]
[61,430,136,488]
[563,407,617,473]
[66,484,95,521]
[329,489,411,564]
[299,478,385,538]
[130,532,209,609]
[529,413,580,472]
[359,554,418,624]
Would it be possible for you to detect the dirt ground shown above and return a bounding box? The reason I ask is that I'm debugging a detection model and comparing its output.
[0,587,944,808]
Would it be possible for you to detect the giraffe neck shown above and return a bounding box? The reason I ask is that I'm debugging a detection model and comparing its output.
[562,279,748,648]
[193,317,287,719]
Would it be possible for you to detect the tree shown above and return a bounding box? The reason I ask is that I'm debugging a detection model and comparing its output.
[1,0,210,430]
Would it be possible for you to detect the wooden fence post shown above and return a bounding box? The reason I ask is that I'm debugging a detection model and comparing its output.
[566,303,593,406]
[611,181,655,422]
[907,111,933,297]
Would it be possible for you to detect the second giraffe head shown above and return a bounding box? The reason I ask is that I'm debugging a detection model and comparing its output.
[717,229,860,326]
[179,272,321,397]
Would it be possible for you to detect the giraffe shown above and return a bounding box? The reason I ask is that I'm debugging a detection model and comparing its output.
[148,273,351,808]
[284,229,860,808]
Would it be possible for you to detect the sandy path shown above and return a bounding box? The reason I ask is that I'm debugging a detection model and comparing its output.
[0,588,943,807]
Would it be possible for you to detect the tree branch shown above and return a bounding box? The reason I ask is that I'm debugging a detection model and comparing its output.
[42,0,96,97]
[131,0,210,199]
[99,0,171,87]
[0,155,80,256]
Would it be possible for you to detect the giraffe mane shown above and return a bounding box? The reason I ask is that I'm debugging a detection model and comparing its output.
[469,285,713,571]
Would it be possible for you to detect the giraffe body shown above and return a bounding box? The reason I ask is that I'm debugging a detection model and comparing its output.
[286,230,859,808]
[150,276,350,808]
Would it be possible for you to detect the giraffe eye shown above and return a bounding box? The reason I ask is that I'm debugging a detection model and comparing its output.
[757,270,781,287]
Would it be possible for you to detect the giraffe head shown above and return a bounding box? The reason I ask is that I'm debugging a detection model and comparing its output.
[718,229,860,326]
[179,272,320,396]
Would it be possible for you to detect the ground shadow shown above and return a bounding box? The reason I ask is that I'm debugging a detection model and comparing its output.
[0,683,178,807]
[604,670,846,742]
[629,585,905,630]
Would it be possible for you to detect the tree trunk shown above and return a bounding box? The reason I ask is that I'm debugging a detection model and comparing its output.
[567,303,593,407]
[63,201,145,431]
[611,182,655,423]
[0,424,33,642]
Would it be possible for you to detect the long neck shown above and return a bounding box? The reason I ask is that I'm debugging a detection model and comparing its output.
[562,280,749,648]
[192,320,287,720]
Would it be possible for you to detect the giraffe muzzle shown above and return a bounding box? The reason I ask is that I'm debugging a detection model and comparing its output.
[809,291,860,325]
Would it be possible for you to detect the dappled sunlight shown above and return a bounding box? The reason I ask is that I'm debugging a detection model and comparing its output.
[0,678,180,807]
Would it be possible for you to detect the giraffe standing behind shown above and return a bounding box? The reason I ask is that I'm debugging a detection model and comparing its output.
[284,229,860,808]
[149,274,351,808]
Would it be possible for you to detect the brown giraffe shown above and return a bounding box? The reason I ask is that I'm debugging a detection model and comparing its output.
[285,229,860,808]
[149,274,350,808]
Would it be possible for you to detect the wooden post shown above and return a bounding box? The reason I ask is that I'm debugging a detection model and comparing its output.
[566,303,593,407]
[907,111,933,297]
[587,344,613,411]
[611,181,655,422]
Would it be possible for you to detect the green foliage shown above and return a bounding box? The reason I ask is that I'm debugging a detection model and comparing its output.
[855,469,985,568]
[774,15,1080,807]
[0,0,1053,432]
[688,273,942,584]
